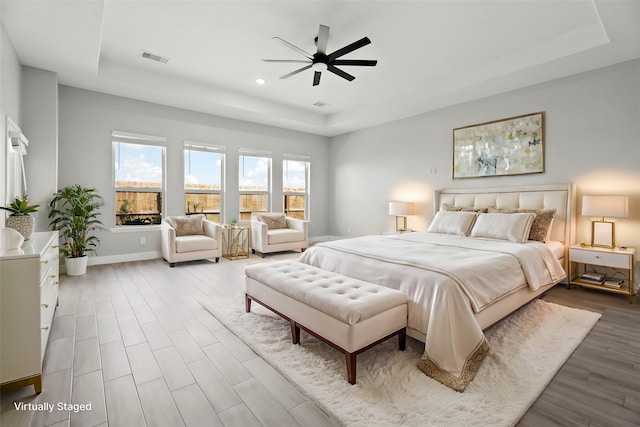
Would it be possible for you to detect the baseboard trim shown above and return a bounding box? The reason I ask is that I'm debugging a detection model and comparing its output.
[60,251,161,274]
[88,251,162,266]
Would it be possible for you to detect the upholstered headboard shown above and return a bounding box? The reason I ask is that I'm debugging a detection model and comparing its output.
[434,183,576,249]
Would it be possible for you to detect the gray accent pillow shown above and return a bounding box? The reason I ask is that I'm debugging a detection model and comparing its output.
[169,214,205,236]
[441,203,488,213]
[256,213,287,230]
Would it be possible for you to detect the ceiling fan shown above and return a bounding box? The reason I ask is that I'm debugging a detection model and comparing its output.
[262,24,377,86]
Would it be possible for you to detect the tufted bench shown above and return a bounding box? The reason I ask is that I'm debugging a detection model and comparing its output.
[244,260,408,384]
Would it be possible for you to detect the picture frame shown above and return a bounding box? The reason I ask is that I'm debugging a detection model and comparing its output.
[453,112,544,179]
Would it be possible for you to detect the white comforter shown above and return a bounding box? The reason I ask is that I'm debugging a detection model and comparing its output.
[298,232,566,391]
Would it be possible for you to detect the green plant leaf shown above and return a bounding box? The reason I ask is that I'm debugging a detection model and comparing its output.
[48,185,104,258]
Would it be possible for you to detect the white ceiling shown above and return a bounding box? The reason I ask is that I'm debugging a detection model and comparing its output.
[2,1,639,136]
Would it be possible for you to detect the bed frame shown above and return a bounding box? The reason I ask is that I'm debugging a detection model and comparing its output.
[430,183,577,332]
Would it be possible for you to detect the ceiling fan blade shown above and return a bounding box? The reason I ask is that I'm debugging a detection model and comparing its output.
[328,37,371,60]
[273,37,313,59]
[327,65,355,81]
[262,59,312,63]
[313,71,322,86]
[331,59,377,67]
[316,25,330,54]
[280,64,312,79]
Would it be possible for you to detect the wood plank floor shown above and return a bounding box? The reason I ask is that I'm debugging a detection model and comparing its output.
[1,253,638,426]
[520,284,640,427]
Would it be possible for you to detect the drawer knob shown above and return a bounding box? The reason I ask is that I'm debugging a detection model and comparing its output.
[595,256,600,259]
[41,304,49,308]
[41,326,49,331]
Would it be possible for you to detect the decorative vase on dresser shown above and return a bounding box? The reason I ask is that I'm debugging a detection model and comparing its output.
[6,214,35,240]
[1,195,40,240]
[0,231,59,394]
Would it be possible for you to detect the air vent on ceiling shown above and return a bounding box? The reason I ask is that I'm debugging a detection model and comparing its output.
[313,101,328,107]
[140,50,169,64]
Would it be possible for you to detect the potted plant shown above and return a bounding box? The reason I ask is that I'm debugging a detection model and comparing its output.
[1,195,39,240]
[48,185,104,276]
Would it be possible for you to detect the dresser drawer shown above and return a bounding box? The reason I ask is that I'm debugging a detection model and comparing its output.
[39,247,58,283]
[40,273,58,311]
[570,248,632,269]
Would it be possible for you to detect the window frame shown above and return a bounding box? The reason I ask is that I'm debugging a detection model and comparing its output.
[238,149,272,221]
[112,131,167,228]
[282,155,310,220]
[183,141,225,223]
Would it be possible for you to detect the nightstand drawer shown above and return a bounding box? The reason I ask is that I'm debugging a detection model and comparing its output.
[570,248,632,269]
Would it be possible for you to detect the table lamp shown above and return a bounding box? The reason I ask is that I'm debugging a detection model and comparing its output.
[581,195,628,248]
[389,201,415,232]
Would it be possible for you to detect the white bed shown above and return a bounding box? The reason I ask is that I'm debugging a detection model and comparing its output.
[434,183,576,330]
[298,183,576,391]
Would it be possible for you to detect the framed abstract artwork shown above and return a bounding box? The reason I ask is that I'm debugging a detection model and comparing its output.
[453,112,544,179]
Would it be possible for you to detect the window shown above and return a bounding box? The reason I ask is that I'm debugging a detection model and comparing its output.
[283,157,309,220]
[113,132,166,226]
[239,152,271,221]
[184,143,224,222]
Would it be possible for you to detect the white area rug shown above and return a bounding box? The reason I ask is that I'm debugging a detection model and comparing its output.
[201,293,600,427]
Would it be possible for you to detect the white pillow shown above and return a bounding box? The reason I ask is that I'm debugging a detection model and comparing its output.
[427,211,478,236]
[470,212,536,243]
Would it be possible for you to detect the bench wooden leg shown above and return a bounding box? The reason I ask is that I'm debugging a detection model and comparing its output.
[291,321,300,344]
[245,294,251,312]
[346,353,357,385]
[398,327,406,351]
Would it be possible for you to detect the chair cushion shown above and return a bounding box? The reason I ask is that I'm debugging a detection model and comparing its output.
[256,213,287,230]
[167,214,205,236]
[175,235,217,253]
[267,228,304,245]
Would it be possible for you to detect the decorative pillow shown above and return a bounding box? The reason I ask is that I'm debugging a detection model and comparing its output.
[441,203,489,213]
[470,212,536,243]
[168,214,205,236]
[487,208,556,242]
[427,211,478,236]
[256,213,287,230]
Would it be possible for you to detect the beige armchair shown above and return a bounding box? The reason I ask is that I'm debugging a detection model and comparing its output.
[161,214,222,267]
[250,213,309,257]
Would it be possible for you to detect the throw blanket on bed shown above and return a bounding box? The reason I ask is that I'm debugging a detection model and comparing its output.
[298,233,566,391]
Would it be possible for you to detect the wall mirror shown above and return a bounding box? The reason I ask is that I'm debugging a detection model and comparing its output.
[5,115,28,203]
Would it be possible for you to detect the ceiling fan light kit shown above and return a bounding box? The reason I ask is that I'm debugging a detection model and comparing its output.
[263,24,377,86]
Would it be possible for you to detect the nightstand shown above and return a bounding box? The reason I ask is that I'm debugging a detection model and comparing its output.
[569,244,637,303]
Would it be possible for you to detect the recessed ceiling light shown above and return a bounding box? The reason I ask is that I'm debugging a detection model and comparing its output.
[256,78,266,85]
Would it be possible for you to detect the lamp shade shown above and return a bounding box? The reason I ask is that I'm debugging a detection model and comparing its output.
[582,195,629,218]
[389,201,416,216]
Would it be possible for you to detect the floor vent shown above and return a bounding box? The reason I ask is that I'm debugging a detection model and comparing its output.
[141,50,169,64]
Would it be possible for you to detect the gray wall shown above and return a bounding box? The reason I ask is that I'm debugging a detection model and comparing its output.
[0,21,22,227]
[58,86,330,260]
[22,66,58,231]
[330,59,640,252]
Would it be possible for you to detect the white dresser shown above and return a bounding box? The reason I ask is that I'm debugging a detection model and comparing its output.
[0,231,59,394]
